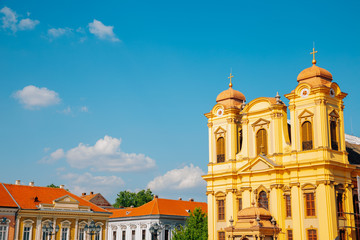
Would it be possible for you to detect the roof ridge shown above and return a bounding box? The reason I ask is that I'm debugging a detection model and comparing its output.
[150,198,158,215]
[1,183,20,208]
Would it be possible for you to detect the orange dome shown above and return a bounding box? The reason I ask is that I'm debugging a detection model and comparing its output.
[297,64,333,82]
[216,87,246,103]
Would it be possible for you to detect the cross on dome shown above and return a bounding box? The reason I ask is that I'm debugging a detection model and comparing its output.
[310,47,318,65]
[228,73,234,88]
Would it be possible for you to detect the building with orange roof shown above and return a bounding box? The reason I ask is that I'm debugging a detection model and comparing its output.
[80,192,113,209]
[0,183,19,240]
[107,196,207,240]
[0,180,111,240]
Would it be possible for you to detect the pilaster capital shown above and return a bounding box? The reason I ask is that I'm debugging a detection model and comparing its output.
[241,119,249,124]
[288,105,295,110]
[270,113,283,119]
[270,184,284,189]
[240,187,252,191]
[226,188,237,194]
[316,180,334,186]
[227,118,237,124]
[206,190,214,196]
[315,99,327,105]
[289,182,300,187]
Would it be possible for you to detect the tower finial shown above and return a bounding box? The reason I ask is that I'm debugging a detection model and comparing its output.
[310,47,318,65]
[228,72,234,88]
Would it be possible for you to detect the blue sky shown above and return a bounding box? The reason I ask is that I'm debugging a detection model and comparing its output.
[1,0,359,203]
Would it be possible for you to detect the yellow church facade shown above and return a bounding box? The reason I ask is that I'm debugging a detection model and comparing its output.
[203,52,360,240]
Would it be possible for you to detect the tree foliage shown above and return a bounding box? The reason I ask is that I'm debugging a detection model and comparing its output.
[172,208,208,240]
[47,184,60,188]
[113,189,153,208]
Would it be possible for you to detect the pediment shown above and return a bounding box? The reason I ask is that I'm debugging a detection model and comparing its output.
[251,118,270,127]
[238,155,280,173]
[54,195,79,204]
[214,127,226,134]
[298,109,314,119]
[329,110,339,118]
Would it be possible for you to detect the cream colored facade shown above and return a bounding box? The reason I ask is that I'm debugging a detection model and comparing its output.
[203,59,359,240]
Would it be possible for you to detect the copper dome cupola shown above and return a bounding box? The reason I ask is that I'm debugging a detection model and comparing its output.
[216,73,246,108]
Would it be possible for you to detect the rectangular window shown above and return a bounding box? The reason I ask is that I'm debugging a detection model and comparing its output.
[23,227,31,240]
[131,230,135,240]
[287,230,293,240]
[285,195,292,217]
[42,231,49,240]
[113,231,117,240]
[95,232,100,240]
[305,193,316,216]
[142,230,146,240]
[61,228,68,240]
[238,198,242,211]
[0,226,8,240]
[218,199,225,220]
[337,193,344,217]
[165,229,169,240]
[122,231,126,240]
[218,232,225,240]
[307,229,317,240]
[339,229,346,240]
[78,228,85,240]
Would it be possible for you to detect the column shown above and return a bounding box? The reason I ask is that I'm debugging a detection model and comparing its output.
[15,216,21,240]
[317,182,337,240]
[290,183,303,240]
[345,184,356,240]
[241,187,252,209]
[74,218,78,240]
[35,217,42,240]
[207,192,215,240]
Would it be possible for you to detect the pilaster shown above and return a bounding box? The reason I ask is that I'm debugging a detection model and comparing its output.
[317,183,337,240]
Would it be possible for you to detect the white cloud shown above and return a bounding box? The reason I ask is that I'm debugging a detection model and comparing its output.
[0,7,17,32]
[0,7,39,32]
[61,172,124,196]
[13,85,61,109]
[147,164,206,191]
[88,19,120,42]
[48,27,72,38]
[18,18,39,30]
[42,135,156,172]
[80,106,88,112]
[59,106,72,115]
[39,148,65,164]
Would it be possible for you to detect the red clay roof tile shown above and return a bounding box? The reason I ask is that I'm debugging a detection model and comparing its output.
[109,198,207,218]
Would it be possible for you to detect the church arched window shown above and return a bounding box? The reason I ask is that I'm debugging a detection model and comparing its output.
[302,121,313,150]
[256,129,267,155]
[237,129,243,154]
[330,120,338,150]
[216,137,225,163]
[258,191,268,209]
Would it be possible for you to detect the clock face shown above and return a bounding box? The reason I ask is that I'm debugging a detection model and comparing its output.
[330,88,335,97]
[216,108,224,116]
[300,88,310,98]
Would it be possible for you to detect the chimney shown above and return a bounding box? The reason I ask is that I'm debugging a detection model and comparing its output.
[82,193,86,196]
[29,181,34,186]
[59,185,65,189]
[178,197,182,200]
[90,191,94,195]
[154,195,158,199]
[15,180,20,185]
[189,198,194,202]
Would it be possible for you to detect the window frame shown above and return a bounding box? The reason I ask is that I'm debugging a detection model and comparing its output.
[287,229,293,240]
[301,121,313,151]
[285,194,292,218]
[22,219,34,240]
[218,231,225,240]
[256,128,268,155]
[307,228,317,240]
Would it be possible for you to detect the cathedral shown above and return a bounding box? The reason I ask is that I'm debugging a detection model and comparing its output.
[203,50,360,240]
